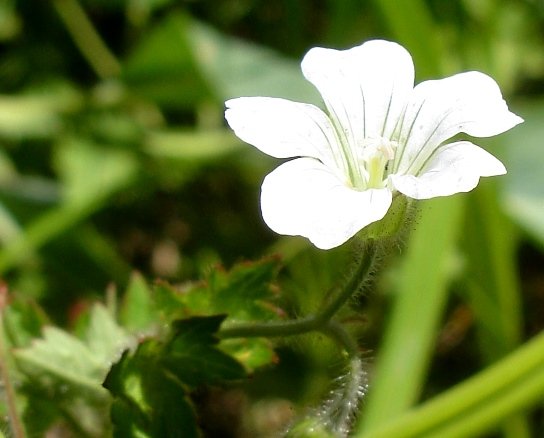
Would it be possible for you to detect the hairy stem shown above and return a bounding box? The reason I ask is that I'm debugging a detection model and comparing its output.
[320,321,367,435]
[321,319,359,356]
[218,240,377,339]
[316,240,376,324]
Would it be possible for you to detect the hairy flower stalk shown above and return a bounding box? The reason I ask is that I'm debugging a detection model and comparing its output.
[286,355,367,438]
[225,40,522,249]
[317,356,367,436]
[219,243,376,436]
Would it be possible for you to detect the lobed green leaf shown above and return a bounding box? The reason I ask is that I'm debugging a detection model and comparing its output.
[104,315,246,437]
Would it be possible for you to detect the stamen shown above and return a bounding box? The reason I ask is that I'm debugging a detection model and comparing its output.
[357,137,398,188]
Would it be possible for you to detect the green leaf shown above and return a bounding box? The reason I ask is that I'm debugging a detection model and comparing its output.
[119,272,157,332]
[21,395,59,438]
[154,258,283,371]
[210,258,283,321]
[3,297,48,348]
[104,342,199,438]
[14,304,129,394]
[0,84,81,140]
[104,315,244,437]
[0,138,138,274]
[0,199,23,247]
[15,326,109,394]
[185,18,320,104]
[164,315,246,386]
[370,0,442,78]
[54,138,138,206]
[219,337,277,371]
[14,305,130,437]
[500,99,544,249]
[13,304,131,436]
[144,129,243,162]
[179,257,282,322]
[124,13,321,107]
[153,281,189,321]
[123,13,212,108]
[84,304,132,367]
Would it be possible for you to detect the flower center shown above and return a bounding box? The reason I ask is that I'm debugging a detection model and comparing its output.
[358,137,398,189]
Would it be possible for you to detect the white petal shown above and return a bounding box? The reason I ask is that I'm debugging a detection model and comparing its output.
[261,158,392,249]
[225,97,340,168]
[390,141,506,200]
[301,40,414,148]
[394,71,523,175]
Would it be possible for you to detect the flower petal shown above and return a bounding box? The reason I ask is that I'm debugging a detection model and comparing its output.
[390,141,506,200]
[225,97,340,168]
[394,71,523,175]
[261,158,392,249]
[301,40,414,148]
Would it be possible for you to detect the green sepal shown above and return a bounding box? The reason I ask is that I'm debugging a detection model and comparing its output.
[359,194,412,241]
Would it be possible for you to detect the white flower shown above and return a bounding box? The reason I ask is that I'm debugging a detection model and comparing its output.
[225,40,523,249]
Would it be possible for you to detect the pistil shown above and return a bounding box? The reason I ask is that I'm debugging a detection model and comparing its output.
[359,138,398,189]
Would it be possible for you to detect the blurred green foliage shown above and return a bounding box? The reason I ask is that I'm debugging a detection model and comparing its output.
[0,0,544,437]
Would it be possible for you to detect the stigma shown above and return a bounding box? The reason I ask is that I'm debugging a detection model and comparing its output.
[357,137,398,188]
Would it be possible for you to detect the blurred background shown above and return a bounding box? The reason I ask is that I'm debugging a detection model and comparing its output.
[1,0,544,436]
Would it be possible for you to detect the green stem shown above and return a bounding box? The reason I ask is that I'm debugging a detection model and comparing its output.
[287,321,366,437]
[52,0,121,79]
[357,329,544,438]
[217,313,317,339]
[0,203,91,274]
[0,286,26,438]
[218,240,376,339]
[316,321,366,435]
[321,320,359,357]
[317,240,376,324]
